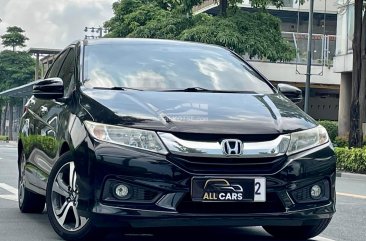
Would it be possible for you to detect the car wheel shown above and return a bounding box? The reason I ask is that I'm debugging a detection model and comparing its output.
[46,152,102,241]
[263,218,332,240]
[18,151,45,213]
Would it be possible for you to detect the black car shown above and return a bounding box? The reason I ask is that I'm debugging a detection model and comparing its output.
[18,38,336,241]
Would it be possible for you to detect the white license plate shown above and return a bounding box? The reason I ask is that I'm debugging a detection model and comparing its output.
[191,177,266,202]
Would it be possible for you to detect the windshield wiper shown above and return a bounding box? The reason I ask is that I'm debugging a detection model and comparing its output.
[183,87,211,92]
[162,87,217,92]
[93,87,143,91]
[163,87,249,93]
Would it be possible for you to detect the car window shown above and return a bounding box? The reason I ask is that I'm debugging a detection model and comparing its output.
[83,44,274,94]
[45,50,69,79]
[58,49,76,96]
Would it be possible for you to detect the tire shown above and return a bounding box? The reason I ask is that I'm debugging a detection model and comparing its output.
[46,152,103,241]
[263,218,332,240]
[18,151,45,213]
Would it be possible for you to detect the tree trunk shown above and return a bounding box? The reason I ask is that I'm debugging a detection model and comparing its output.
[359,8,366,141]
[349,0,363,147]
[220,0,228,17]
[1,103,8,136]
[8,102,13,141]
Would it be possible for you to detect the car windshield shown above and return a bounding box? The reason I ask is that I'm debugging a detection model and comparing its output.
[83,42,274,93]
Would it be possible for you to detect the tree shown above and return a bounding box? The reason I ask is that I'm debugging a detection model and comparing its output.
[349,0,366,147]
[149,0,204,15]
[104,0,295,62]
[215,0,305,16]
[0,50,34,89]
[0,50,34,139]
[1,26,29,52]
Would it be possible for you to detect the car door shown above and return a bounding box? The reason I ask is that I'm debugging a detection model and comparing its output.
[29,47,78,190]
[23,50,67,189]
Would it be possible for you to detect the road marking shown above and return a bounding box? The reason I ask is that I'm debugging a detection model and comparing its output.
[0,183,18,202]
[0,194,18,202]
[337,192,366,200]
[317,236,336,241]
[0,183,18,195]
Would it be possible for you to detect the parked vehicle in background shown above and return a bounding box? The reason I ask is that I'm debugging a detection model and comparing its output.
[18,38,336,241]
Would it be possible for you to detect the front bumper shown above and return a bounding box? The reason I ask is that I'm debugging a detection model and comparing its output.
[74,140,336,228]
[91,202,334,228]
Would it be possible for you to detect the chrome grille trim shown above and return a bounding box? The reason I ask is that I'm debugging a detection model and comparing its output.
[158,132,290,158]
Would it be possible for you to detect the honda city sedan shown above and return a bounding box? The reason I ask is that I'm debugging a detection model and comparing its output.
[18,38,336,241]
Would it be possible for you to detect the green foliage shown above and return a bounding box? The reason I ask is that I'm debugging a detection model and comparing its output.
[226,10,295,61]
[249,0,305,9]
[318,120,338,143]
[334,136,348,148]
[180,15,246,51]
[1,26,29,51]
[149,0,204,14]
[0,135,9,141]
[0,50,34,109]
[335,147,366,174]
[0,50,35,91]
[130,12,194,39]
[21,134,57,158]
[104,0,296,62]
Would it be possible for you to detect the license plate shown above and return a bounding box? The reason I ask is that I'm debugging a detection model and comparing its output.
[191,177,266,202]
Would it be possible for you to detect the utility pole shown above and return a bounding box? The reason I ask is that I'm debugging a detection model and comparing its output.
[304,0,314,114]
[84,27,107,39]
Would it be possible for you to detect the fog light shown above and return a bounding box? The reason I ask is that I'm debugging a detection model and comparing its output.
[310,185,322,199]
[115,184,129,198]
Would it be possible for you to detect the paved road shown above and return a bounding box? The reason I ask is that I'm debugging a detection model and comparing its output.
[0,142,365,241]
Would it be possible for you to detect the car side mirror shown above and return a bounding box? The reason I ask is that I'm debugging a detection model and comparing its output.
[277,83,303,104]
[33,78,64,100]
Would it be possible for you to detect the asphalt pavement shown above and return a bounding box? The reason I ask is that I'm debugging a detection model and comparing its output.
[0,142,365,241]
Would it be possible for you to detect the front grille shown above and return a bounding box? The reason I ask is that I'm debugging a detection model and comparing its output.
[167,154,287,174]
[176,192,285,214]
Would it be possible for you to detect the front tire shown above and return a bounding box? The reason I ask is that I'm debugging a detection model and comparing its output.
[46,152,101,241]
[18,151,45,213]
[263,218,332,240]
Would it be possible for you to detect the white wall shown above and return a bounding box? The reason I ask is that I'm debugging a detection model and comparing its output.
[333,53,353,73]
[194,0,338,14]
[248,61,341,85]
[240,0,337,13]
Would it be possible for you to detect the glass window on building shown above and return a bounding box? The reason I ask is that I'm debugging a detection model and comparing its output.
[347,5,354,51]
[336,1,354,55]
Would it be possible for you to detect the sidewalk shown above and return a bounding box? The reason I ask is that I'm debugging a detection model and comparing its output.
[0,141,17,147]
[337,171,366,181]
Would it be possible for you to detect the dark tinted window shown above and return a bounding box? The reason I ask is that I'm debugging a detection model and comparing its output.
[83,43,274,93]
[45,50,68,78]
[58,49,76,96]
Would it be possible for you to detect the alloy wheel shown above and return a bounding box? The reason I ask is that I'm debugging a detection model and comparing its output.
[18,154,26,206]
[51,161,88,232]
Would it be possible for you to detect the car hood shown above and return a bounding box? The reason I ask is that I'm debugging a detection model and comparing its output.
[80,88,317,135]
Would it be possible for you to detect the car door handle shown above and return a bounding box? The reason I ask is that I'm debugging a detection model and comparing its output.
[40,106,48,115]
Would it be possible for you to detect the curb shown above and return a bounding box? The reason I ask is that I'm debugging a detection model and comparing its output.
[0,141,17,146]
[337,171,366,180]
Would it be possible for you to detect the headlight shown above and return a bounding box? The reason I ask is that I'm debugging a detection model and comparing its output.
[84,121,168,154]
[287,125,329,155]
